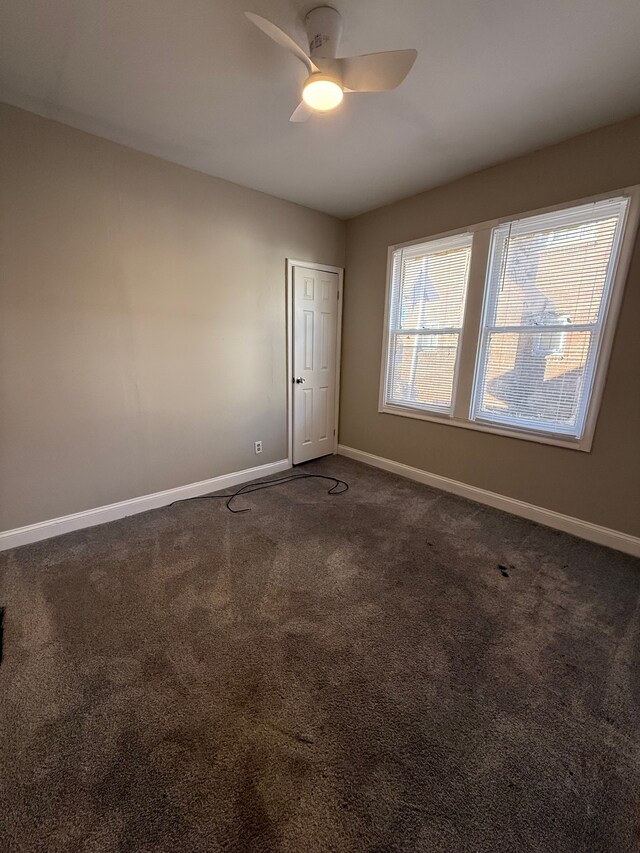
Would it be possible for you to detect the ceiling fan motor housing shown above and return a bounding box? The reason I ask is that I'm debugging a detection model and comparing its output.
[305,6,343,58]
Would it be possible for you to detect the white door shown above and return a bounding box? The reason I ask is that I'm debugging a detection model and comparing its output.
[292,265,340,464]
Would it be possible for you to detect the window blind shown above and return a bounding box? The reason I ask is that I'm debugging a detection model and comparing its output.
[384,233,472,413]
[471,196,629,437]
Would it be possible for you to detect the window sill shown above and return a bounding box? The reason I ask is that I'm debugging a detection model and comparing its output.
[378,403,592,452]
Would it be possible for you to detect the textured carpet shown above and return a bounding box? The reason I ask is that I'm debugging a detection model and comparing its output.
[1,455,639,853]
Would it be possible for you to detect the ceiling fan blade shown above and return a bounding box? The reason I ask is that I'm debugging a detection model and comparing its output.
[289,101,313,123]
[245,12,318,74]
[336,49,417,92]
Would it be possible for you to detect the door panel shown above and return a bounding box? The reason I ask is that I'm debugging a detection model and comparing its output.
[293,266,339,464]
[318,385,329,440]
[302,387,313,444]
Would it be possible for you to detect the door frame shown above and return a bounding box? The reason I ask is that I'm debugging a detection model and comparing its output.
[286,258,345,466]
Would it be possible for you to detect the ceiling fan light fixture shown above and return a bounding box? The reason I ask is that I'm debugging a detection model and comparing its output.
[245,9,417,123]
[302,74,343,112]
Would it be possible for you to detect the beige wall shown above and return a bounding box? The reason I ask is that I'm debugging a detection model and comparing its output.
[0,104,345,531]
[340,116,640,537]
[3,103,639,538]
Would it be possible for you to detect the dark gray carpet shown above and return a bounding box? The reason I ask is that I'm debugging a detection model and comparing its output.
[1,455,639,853]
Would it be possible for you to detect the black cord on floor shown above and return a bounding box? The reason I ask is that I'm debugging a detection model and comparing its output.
[171,472,349,514]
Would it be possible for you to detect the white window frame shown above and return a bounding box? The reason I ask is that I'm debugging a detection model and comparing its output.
[383,232,473,417]
[378,185,640,452]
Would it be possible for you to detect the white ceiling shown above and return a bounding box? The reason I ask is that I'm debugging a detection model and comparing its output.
[2,0,640,218]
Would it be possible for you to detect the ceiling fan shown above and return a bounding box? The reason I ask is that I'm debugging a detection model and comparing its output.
[245,6,417,122]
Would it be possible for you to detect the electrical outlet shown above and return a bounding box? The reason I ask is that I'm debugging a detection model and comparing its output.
[254,440,263,454]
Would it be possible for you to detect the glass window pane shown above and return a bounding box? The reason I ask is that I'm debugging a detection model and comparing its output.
[474,330,592,433]
[399,246,471,330]
[491,215,619,328]
[388,333,459,411]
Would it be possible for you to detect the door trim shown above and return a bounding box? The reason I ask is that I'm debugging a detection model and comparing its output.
[286,259,344,466]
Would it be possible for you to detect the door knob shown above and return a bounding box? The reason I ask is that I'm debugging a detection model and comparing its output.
[294,377,306,384]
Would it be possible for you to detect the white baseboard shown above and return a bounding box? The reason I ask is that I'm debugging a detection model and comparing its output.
[0,459,291,552]
[338,445,640,557]
[4,448,637,558]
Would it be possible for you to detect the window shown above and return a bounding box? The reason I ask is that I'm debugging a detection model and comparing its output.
[380,190,638,450]
[384,233,472,414]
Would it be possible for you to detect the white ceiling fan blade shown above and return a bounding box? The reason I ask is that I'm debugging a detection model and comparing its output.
[289,101,313,123]
[336,49,417,92]
[245,12,318,74]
